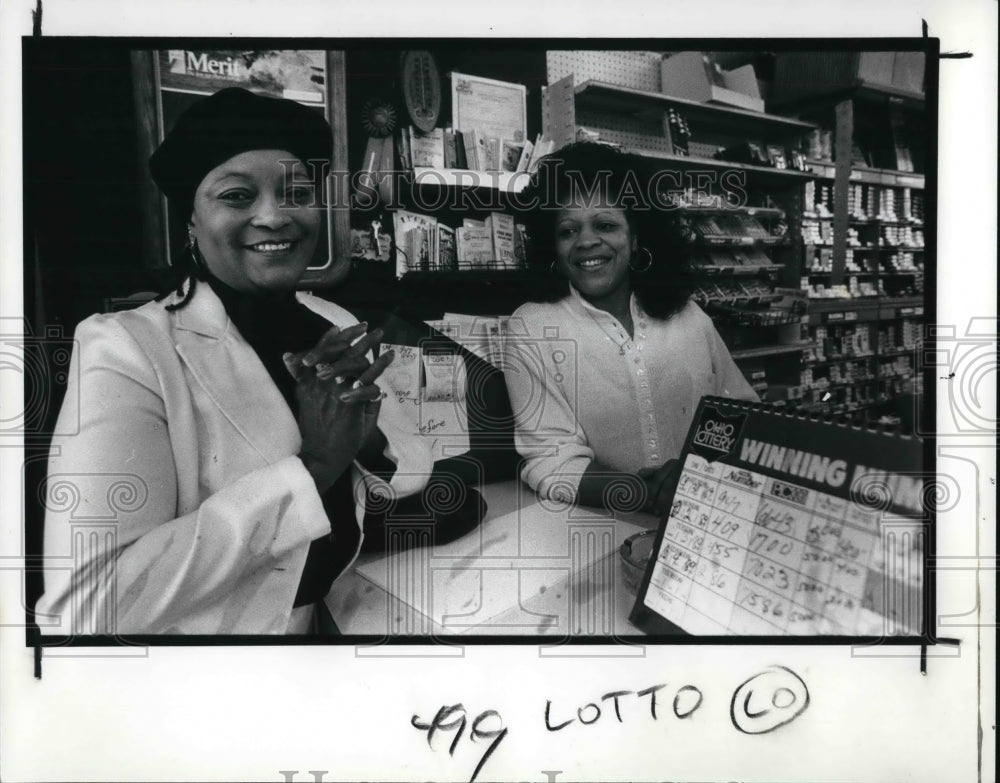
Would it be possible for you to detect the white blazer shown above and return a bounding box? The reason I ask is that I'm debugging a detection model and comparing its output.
[35,282,432,635]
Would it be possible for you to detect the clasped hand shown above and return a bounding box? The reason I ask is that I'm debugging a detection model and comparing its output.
[283,322,394,493]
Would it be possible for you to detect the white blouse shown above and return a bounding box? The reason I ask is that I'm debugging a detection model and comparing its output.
[504,287,758,501]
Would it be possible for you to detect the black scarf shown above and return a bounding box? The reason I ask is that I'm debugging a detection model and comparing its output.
[206,275,360,608]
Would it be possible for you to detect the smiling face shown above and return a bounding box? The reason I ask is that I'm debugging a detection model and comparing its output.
[190,149,322,293]
[553,197,636,311]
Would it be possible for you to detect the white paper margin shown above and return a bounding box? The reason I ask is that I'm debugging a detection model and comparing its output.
[1,2,995,782]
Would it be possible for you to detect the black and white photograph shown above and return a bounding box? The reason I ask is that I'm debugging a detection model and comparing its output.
[0,1,995,782]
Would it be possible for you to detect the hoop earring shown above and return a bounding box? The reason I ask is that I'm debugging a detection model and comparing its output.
[186,228,209,274]
[629,246,653,273]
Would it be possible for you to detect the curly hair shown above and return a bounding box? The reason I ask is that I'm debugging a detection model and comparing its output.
[513,141,694,320]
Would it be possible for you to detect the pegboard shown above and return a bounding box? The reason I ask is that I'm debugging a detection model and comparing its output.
[687,141,720,159]
[576,107,672,154]
[546,50,664,91]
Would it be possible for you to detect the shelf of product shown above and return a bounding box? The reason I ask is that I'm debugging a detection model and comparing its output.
[692,251,784,276]
[573,80,816,136]
[670,205,786,219]
[878,297,925,319]
[804,160,925,189]
[694,282,808,328]
[543,72,819,186]
[411,167,530,193]
[798,180,926,300]
[795,299,924,327]
[801,354,873,368]
[683,212,788,245]
[792,308,924,418]
[730,342,818,361]
[383,208,530,278]
[625,148,817,182]
[392,268,532,281]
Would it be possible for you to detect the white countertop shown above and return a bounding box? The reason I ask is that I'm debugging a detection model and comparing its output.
[326,480,661,637]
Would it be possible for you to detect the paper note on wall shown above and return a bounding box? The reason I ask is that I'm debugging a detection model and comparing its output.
[421,353,470,460]
[434,313,509,369]
[379,343,470,460]
[379,343,421,412]
[419,398,470,461]
[423,353,467,402]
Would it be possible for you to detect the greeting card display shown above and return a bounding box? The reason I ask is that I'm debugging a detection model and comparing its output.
[631,397,926,636]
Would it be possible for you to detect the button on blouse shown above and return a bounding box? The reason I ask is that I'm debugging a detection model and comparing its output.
[504,286,759,501]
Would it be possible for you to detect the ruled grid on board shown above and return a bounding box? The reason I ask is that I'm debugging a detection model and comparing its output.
[643,453,924,636]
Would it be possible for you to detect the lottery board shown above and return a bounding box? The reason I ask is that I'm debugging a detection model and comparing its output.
[630,397,926,637]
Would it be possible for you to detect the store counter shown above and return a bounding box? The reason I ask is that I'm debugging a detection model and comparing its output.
[326,481,660,637]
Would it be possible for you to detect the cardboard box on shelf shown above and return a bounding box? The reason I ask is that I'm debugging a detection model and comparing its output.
[660,51,765,113]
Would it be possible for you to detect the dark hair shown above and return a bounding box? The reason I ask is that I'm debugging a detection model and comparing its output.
[517,142,694,320]
[155,230,205,312]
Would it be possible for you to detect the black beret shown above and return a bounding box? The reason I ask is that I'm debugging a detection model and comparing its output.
[149,87,332,219]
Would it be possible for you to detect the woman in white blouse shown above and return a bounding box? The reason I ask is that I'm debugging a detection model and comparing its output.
[504,142,758,516]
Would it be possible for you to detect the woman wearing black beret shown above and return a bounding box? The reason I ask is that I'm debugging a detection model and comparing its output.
[37,88,433,635]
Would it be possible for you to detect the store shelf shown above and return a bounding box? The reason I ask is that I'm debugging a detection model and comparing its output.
[805,269,878,275]
[631,148,816,182]
[410,167,530,193]
[399,269,531,282]
[695,263,785,276]
[575,80,816,136]
[805,160,925,189]
[694,238,789,248]
[731,342,818,361]
[808,296,909,311]
[782,78,927,424]
[879,297,925,319]
[801,296,926,324]
[804,160,836,178]
[802,354,876,367]
[675,205,785,219]
[878,347,918,358]
[802,378,878,393]
[852,246,926,253]
[808,298,879,309]
[805,269,924,278]
[793,400,879,416]
[707,306,804,327]
[848,219,925,229]
[853,80,926,110]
